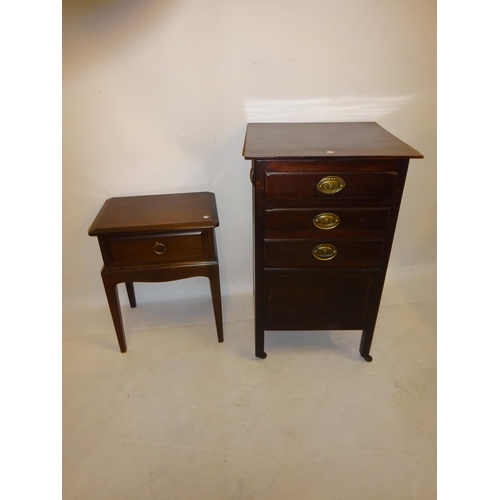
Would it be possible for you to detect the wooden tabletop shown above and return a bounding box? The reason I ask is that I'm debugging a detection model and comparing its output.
[243,122,423,159]
[88,192,219,236]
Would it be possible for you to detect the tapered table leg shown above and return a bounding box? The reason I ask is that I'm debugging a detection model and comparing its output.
[208,266,224,342]
[125,282,137,308]
[102,274,127,353]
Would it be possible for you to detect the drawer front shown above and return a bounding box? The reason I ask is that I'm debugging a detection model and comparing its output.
[107,231,207,266]
[265,207,390,232]
[264,270,378,327]
[265,172,396,200]
[264,239,384,268]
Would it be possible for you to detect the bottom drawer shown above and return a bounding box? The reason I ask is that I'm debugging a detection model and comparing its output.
[263,269,379,329]
[264,239,384,268]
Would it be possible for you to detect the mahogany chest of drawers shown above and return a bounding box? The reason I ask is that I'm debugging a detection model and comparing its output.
[243,122,423,361]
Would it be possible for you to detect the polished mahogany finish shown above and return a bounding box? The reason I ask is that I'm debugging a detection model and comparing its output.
[88,192,223,352]
[243,122,423,159]
[243,122,423,361]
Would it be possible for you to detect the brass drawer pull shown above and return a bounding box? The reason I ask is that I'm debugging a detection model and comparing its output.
[153,242,166,255]
[312,243,337,261]
[317,176,345,194]
[313,212,340,230]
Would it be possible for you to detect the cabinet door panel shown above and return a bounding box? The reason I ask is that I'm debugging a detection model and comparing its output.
[264,270,379,328]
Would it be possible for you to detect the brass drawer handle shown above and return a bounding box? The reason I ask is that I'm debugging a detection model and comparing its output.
[312,243,337,261]
[153,242,166,255]
[317,176,345,194]
[313,212,340,230]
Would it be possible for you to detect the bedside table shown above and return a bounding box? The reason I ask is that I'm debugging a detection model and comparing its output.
[88,192,223,352]
[243,122,423,361]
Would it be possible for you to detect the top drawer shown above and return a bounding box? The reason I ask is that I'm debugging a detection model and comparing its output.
[265,172,397,200]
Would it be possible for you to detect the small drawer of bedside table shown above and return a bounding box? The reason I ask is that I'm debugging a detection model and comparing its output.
[103,230,212,267]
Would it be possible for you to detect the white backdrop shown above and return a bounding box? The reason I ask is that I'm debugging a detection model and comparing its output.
[62,0,436,337]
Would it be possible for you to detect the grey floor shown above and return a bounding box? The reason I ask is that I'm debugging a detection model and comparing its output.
[63,300,436,500]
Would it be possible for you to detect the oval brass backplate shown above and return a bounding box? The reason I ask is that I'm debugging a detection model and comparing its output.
[317,176,345,194]
[313,212,340,230]
[312,243,338,261]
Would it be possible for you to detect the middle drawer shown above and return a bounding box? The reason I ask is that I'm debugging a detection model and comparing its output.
[265,207,390,232]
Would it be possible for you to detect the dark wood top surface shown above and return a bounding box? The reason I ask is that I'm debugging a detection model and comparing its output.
[88,192,219,236]
[243,122,423,159]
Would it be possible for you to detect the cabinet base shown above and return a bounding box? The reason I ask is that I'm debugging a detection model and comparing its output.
[254,328,375,361]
